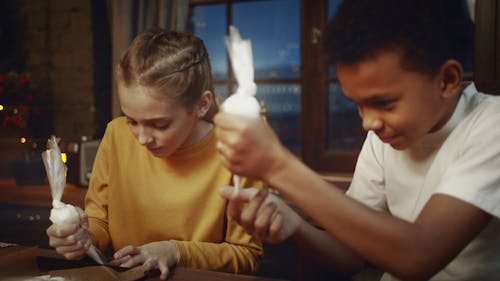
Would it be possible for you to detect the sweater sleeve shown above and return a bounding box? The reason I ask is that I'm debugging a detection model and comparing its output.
[84,123,113,252]
[172,177,264,274]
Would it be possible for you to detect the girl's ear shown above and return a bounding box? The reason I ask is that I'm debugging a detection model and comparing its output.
[196,90,213,118]
[439,59,463,99]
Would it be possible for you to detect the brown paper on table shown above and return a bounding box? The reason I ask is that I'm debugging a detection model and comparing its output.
[49,265,145,281]
[0,245,144,281]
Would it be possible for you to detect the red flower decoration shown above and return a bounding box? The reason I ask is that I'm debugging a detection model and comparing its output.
[0,71,38,129]
[2,116,13,126]
[24,94,33,102]
[19,75,30,84]
[32,106,41,116]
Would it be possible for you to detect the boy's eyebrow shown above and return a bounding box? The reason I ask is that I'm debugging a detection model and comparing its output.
[357,93,398,104]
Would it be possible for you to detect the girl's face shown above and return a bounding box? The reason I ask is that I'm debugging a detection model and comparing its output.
[118,82,205,158]
[336,50,459,150]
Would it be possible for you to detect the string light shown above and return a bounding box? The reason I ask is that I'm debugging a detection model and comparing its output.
[61,153,67,163]
[20,137,27,144]
[0,105,4,111]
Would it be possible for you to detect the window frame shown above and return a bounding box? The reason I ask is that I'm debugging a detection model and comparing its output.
[474,0,500,95]
[301,0,359,173]
[189,0,359,173]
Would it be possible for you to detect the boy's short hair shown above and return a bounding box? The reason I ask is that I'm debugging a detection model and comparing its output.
[325,0,474,74]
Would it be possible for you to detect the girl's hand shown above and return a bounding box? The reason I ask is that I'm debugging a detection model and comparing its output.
[219,186,303,244]
[46,207,92,260]
[111,241,179,280]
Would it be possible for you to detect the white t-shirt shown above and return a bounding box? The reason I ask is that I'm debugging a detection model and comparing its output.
[347,83,500,281]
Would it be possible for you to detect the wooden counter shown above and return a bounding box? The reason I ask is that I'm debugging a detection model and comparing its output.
[0,178,86,208]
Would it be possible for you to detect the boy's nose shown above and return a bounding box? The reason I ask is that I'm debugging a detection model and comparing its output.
[361,112,383,132]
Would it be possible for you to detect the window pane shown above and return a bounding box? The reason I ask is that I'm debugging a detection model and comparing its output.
[325,0,365,153]
[191,4,227,80]
[256,84,301,155]
[326,83,365,152]
[214,83,229,101]
[232,0,300,79]
[327,0,342,79]
[328,0,343,19]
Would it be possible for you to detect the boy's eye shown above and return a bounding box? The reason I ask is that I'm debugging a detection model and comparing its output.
[373,99,396,110]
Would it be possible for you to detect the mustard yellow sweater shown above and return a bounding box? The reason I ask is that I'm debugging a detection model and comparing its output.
[85,117,263,273]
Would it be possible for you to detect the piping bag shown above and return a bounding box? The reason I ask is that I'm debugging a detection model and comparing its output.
[42,135,106,265]
[223,26,261,192]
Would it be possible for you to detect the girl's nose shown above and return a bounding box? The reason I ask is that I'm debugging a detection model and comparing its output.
[137,128,152,145]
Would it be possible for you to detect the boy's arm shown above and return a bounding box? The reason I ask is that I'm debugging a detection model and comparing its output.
[267,149,491,281]
[214,113,493,280]
[293,216,365,274]
[219,186,364,274]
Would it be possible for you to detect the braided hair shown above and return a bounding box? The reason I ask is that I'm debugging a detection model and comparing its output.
[117,29,218,121]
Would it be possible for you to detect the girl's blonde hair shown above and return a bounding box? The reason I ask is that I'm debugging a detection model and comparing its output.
[117,29,218,121]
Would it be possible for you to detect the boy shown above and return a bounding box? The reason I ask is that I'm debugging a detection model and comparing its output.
[214,0,500,280]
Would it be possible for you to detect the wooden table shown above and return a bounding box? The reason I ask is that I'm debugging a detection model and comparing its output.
[0,245,287,281]
[0,180,291,280]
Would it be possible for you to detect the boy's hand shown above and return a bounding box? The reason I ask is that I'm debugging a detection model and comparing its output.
[214,112,288,182]
[46,207,92,260]
[219,186,303,244]
[110,241,179,280]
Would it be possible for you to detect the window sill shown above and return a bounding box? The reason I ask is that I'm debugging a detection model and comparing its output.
[319,172,352,192]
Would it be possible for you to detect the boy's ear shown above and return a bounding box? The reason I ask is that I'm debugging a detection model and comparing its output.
[439,59,463,99]
[196,90,213,118]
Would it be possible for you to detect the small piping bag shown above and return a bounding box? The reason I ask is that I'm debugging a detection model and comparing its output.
[42,136,106,265]
[223,26,261,192]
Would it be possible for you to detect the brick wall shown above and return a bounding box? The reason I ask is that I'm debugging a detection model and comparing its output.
[20,0,96,140]
[0,0,98,178]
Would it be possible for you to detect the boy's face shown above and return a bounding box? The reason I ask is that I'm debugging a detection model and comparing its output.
[337,51,455,150]
[118,82,201,158]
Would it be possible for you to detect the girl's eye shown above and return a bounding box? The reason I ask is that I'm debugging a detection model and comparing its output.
[126,119,138,126]
[153,123,169,130]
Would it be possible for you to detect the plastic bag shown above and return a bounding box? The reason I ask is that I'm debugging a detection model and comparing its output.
[42,136,105,264]
[222,26,261,190]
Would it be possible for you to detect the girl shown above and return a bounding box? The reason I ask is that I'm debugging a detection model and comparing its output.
[47,29,263,280]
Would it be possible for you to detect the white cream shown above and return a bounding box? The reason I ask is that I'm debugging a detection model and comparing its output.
[49,201,79,225]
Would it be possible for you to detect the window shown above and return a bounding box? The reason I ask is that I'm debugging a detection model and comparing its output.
[190,0,302,155]
[474,0,500,95]
[299,0,364,172]
[190,0,362,172]
[189,0,485,174]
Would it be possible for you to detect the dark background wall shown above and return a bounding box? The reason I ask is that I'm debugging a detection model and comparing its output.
[0,0,110,178]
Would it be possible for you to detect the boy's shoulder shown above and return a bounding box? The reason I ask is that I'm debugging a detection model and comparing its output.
[463,84,500,119]
[450,84,500,145]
